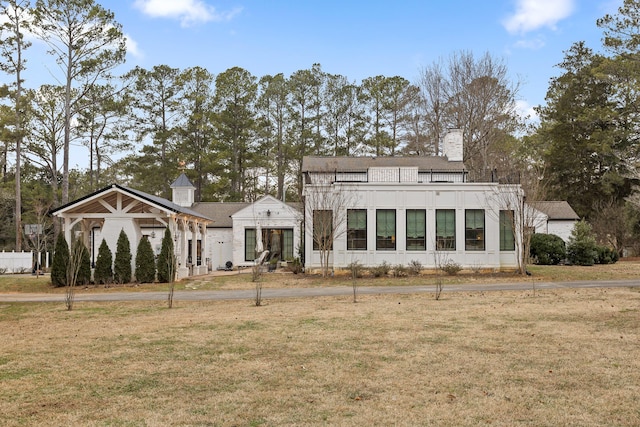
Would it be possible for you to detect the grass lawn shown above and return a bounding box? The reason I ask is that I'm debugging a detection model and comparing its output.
[0,278,639,425]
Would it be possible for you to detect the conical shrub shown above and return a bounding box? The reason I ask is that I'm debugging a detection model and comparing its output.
[114,229,132,284]
[51,233,69,288]
[135,236,156,283]
[157,228,175,283]
[94,239,113,285]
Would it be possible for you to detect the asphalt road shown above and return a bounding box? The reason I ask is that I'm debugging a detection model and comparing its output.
[0,279,639,303]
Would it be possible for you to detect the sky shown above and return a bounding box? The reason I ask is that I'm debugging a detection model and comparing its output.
[2,0,625,167]
[104,0,621,118]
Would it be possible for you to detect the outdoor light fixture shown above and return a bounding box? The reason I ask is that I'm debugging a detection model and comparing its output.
[267,210,271,216]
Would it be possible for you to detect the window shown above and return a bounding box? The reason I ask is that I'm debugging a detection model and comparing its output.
[245,228,256,261]
[313,210,333,250]
[376,209,396,250]
[465,209,485,251]
[406,209,426,250]
[436,209,455,250]
[347,209,367,250]
[500,210,515,251]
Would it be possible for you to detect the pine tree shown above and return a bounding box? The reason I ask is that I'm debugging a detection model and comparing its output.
[135,236,156,283]
[567,220,598,266]
[157,227,175,283]
[74,237,91,285]
[114,229,132,284]
[94,239,113,284]
[51,233,69,287]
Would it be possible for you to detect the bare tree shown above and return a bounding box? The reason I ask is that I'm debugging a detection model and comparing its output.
[418,51,521,178]
[65,237,85,311]
[304,181,354,277]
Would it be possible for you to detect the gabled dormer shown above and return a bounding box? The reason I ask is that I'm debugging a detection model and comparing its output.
[170,173,196,207]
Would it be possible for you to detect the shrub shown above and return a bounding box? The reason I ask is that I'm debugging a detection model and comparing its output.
[135,236,156,283]
[114,229,132,284]
[74,238,91,285]
[157,228,175,283]
[347,260,364,279]
[51,233,69,287]
[287,258,303,274]
[94,239,113,285]
[567,220,598,266]
[440,260,462,276]
[369,261,391,278]
[408,260,422,276]
[529,233,566,265]
[392,264,408,277]
[595,245,618,264]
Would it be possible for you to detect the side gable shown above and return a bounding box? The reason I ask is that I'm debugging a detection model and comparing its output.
[231,195,302,221]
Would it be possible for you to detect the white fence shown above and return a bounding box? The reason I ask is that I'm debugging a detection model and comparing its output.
[0,251,34,273]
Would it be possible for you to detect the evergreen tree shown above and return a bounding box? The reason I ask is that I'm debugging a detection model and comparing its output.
[94,238,113,284]
[114,229,131,284]
[135,235,156,283]
[51,232,69,287]
[74,237,91,285]
[157,227,175,283]
[567,220,598,266]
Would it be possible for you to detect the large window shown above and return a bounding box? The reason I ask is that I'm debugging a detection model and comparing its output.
[347,209,367,250]
[313,210,333,251]
[376,209,396,250]
[245,228,256,261]
[500,210,516,251]
[436,209,456,250]
[245,228,295,261]
[406,209,426,250]
[465,209,485,251]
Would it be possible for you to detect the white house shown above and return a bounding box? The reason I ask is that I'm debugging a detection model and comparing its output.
[50,183,214,280]
[301,131,525,272]
[190,196,303,270]
[528,201,580,243]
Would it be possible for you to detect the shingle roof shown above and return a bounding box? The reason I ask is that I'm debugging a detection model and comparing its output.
[170,173,195,188]
[301,156,465,172]
[530,201,580,220]
[50,184,213,222]
[192,202,250,228]
[192,201,303,228]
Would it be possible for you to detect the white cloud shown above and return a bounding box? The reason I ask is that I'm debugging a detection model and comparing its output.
[503,0,575,34]
[133,0,242,27]
[125,33,142,59]
[513,36,546,50]
[516,99,539,123]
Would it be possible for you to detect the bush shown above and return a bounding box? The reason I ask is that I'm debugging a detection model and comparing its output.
[408,260,422,276]
[114,229,132,284]
[595,245,618,264]
[157,228,175,283]
[567,220,598,266]
[94,239,113,285]
[529,233,566,265]
[347,260,364,279]
[369,261,390,277]
[135,236,156,283]
[440,260,462,275]
[287,258,303,274]
[392,264,408,277]
[73,238,91,286]
[51,233,69,287]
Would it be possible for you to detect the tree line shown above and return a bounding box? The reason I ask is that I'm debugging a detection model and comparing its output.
[2,0,640,258]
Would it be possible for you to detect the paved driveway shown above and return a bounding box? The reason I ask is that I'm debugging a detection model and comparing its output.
[0,279,638,303]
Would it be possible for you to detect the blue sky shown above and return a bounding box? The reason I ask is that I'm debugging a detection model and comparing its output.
[8,0,622,121]
[99,0,621,120]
